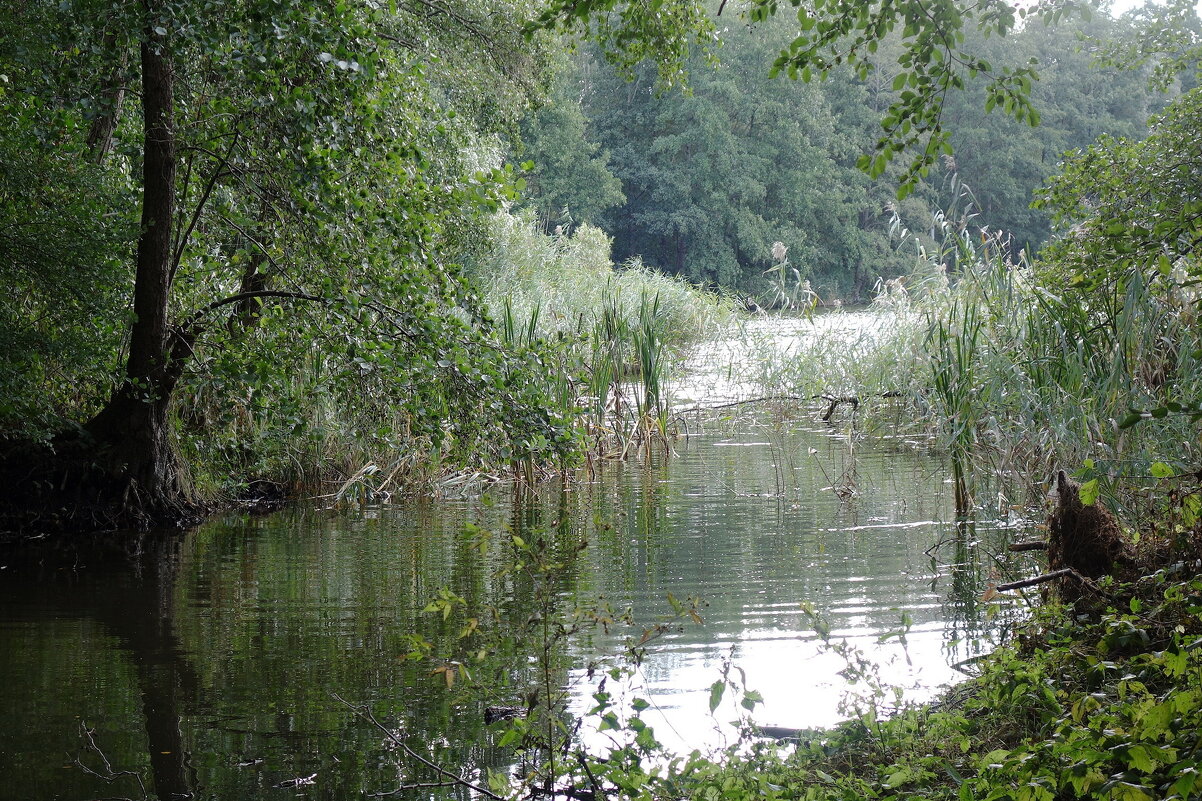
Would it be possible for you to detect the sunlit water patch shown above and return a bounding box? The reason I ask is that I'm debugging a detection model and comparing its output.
[673,310,899,408]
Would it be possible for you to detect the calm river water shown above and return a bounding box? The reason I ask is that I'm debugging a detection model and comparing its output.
[0,315,1038,800]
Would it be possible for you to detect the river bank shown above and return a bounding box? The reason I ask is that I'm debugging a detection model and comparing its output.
[676,561,1202,801]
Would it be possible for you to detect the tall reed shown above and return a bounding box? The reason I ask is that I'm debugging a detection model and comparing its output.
[470,210,734,454]
[892,206,1201,509]
[726,183,1202,512]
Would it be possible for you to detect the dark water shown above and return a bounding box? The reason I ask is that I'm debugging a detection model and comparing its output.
[0,415,1038,801]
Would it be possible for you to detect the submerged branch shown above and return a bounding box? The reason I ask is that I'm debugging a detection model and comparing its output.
[368,780,466,797]
[331,693,503,801]
[678,390,907,419]
[678,395,804,414]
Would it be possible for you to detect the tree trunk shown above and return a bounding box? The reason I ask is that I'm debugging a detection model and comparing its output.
[85,5,192,524]
[86,32,128,163]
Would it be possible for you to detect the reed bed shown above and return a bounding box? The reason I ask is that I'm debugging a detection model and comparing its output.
[472,211,732,352]
[730,208,1202,514]
[471,210,735,453]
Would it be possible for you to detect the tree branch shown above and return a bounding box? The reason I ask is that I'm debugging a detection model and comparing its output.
[171,125,244,279]
[1008,540,1049,552]
[220,214,284,274]
[408,0,494,45]
[331,693,503,801]
[181,289,325,334]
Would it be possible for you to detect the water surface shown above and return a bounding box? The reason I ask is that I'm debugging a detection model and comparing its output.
[0,315,1039,800]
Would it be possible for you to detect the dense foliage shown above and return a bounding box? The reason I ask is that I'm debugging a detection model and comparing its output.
[0,0,591,514]
[516,10,1167,297]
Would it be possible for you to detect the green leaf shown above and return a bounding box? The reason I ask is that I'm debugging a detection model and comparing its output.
[1117,411,1144,429]
[1150,461,1175,478]
[884,767,914,788]
[708,680,725,713]
[1078,479,1099,506]
[1123,744,1158,773]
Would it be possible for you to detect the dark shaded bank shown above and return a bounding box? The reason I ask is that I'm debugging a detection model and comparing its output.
[0,434,286,541]
[0,433,203,539]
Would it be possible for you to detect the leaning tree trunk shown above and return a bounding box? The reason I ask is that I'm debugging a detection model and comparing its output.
[84,10,192,524]
[86,31,128,164]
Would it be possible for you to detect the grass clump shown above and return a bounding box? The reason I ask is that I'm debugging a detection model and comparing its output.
[468,210,735,448]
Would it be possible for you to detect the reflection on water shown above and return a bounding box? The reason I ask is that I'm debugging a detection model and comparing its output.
[0,424,1036,799]
[561,424,1031,750]
[0,315,1041,799]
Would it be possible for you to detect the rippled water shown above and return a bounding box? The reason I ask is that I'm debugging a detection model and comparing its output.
[0,316,1040,800]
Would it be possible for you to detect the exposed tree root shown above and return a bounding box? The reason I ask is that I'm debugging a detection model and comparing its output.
[0,434,205,541]
[1047,470,1137,601]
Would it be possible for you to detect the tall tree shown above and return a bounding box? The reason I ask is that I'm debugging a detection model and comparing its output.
[0,0,566,527]
[528,0,1077,195]
[518,72,626,227]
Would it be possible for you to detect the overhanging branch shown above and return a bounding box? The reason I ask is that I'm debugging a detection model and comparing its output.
[180,289,326,338]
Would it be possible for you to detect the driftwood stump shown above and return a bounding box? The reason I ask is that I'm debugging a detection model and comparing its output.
[1047,470,1135,599]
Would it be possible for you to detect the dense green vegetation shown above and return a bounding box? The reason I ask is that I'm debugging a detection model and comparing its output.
[516,12,1167,296]
[3,0,1202,798]
[0,0,564,521]
[0,0,745,529]
[1,0,1195,529]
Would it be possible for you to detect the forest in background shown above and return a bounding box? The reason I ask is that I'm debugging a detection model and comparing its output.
[516,8,1187,297]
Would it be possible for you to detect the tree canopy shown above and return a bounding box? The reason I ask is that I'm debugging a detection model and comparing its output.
[517,6,1167,295]
[526,0,1099,194]
[0,0,576,524]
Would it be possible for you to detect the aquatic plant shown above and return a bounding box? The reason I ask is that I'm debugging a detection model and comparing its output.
[730,176,1201,514]
[911,224,1202,511]
[469,210,734,451]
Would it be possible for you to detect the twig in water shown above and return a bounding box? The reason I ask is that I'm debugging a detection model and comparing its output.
[331,693,504,801]
[273,773,317,788]
[924,534,957,558]
[676,395,804,414]
[72,721,149,798]
[950,653,990,675]
[995,568,1080,592]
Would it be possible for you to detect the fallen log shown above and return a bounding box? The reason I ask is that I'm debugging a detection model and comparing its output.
[819,395,859,422]
[1008,540,1049,552]
[995,568,1076,592]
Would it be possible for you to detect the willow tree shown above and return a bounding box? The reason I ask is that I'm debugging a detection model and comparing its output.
[0,0,567,527]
